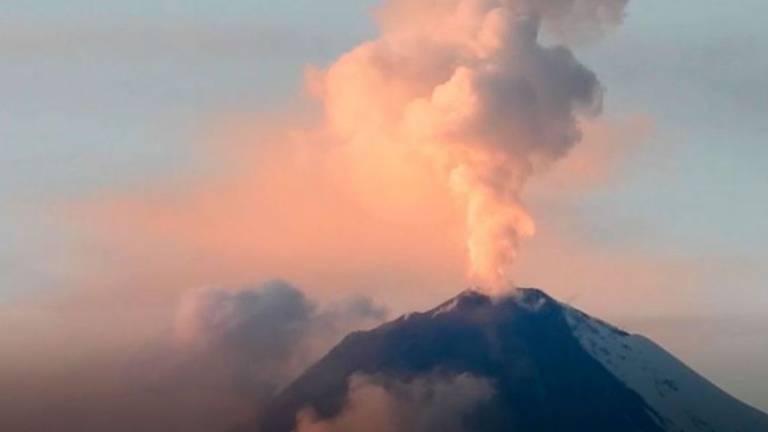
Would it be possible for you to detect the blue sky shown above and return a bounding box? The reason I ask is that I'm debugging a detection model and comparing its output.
[1,0,766,409]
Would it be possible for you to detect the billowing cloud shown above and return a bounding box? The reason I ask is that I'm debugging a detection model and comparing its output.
[296,373,494,432]
[314,0,629,289]
[0,281,386,432]
[175,280,316,402]
[174,280,387,408]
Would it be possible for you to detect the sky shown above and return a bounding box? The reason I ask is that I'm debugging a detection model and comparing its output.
[1,0,767,417]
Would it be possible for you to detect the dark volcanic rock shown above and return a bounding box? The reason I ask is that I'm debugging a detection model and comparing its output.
[245,288,665,432]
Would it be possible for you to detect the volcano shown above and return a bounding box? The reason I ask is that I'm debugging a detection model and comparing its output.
[242,288,768,432]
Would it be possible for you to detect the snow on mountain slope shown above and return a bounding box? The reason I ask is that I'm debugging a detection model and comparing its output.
[564,306,768,432]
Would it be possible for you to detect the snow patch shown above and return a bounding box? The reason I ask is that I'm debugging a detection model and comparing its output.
[564,306,768,432]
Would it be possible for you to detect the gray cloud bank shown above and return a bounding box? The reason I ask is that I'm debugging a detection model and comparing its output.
[0,281,386,432]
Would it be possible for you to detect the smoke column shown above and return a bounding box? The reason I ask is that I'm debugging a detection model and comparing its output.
[314,0,628,290]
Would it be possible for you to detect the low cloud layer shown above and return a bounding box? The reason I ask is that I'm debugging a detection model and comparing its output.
[296,374,494,432]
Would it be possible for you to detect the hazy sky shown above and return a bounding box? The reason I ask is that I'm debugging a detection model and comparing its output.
[1,0,766,411]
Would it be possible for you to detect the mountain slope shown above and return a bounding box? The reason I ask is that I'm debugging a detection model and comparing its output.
[565,306,768,432]
[245,288,768,432]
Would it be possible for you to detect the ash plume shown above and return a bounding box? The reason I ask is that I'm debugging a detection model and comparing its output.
[315,0,628,289]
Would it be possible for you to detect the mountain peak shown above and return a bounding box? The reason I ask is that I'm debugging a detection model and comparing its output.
[429,286,557,318]
[429,288,492,316]
[247,287,768,432]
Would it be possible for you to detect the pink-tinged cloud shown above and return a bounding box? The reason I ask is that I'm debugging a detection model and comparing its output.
[76,119,467,309]
[70,0,639,303]
[313,0,631,289]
